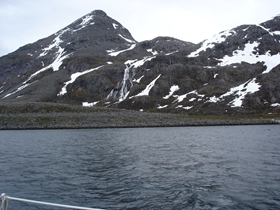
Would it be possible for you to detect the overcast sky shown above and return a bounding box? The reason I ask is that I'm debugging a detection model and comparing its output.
[0,0,280,57]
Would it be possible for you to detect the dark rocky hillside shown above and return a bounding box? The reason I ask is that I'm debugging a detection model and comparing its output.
[0,10,279,115]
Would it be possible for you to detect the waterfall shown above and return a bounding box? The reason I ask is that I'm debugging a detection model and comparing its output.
[119,65,131,102]
[106,64,134,102]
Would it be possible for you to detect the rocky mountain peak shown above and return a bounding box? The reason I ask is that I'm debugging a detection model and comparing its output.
[90,9,107,17]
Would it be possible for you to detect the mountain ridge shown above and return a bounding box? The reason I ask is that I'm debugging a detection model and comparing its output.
[0,10,279,115]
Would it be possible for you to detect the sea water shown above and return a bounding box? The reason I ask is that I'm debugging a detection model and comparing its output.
[0,125,279,209]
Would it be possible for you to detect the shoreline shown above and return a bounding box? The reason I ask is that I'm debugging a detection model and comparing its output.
[0,112,279,130]
[1,102,279,130]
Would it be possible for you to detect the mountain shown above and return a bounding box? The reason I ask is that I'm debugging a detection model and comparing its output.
[0,10,279,115]
[0,10,137,102]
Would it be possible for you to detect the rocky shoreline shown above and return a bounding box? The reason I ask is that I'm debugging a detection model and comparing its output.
[0,107,279,130]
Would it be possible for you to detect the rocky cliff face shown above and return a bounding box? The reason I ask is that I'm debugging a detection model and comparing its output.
[0,10,279,115]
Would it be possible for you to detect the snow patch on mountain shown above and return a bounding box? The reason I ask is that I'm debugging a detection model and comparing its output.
[163,85,180,99]
[207,78,261,107]
[51,48,72,71]
[257,24,275,37]
[218,41,280,74]
[125,56,155,68]
[34,27,73,76]
[173,90,205,103]
[2,48,72,99]
[225,78,261,107]
[188,29,236,57]
[157,105,168,109]
[165,50,178,55]
[39,28,69,58]
[176,105,193,110]
[130,74,161,98]
[72,15,95,32]
[2,81,37,99]
[133,75,144,83]
[112,23,118,29]
[27,50,72,84]
[147,49,158,55]
[108,44,136,56]
[82,101,99,107]
[273,31,280,35]
[242,26,250,32]
[118,34,135,43]
[80,15,94,26]
[58,65,104,96]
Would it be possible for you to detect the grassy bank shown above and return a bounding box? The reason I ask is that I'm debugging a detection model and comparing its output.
[0,102,279,130]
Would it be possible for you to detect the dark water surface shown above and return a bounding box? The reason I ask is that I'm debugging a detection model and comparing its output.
[0,125,280,210]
